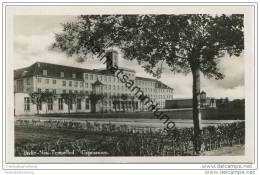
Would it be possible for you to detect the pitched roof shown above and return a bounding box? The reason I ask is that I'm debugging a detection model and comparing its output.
[92,79,104,86]
[135,76,157,82]
[14,62,173,90]
[136,76,173,90]
[14,62,96,80]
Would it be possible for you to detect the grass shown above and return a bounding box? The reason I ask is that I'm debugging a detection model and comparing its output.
[35,108,244,120]
[15,126,105,146]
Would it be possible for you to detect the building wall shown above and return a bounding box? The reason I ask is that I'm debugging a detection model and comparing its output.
[165,98,216,109]
[165,99,193,109]
[14,93,91,116]
[14,62,174,115]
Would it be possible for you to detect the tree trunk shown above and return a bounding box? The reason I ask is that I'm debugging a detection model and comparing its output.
[37,106,39,115]
[192,68,202,155]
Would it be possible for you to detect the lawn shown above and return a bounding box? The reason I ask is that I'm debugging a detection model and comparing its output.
[15,126,105,146]
[35,108,244,120]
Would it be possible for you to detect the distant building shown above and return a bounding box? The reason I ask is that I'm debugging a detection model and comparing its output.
[165,91,216,109]
[14,50,174,115]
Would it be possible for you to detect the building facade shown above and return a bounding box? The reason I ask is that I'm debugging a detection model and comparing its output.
[14,51,174,115]
[165,91,216,109]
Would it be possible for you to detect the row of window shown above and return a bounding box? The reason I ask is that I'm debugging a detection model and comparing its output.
[36,77,173,94]
[36,87,173,100]
[37,78,84,88]
[42,70,78,79]
[25,97,90,111]
[37,88,85,94]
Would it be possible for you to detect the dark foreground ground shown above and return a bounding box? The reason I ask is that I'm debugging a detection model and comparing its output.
[15,127,103,146]
[15,124,245,156]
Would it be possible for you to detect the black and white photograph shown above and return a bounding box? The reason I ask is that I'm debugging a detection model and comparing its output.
[1,2,257,172]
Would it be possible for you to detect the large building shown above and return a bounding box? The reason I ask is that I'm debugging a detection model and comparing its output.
[14,51,174,115]
[165,91,216,109]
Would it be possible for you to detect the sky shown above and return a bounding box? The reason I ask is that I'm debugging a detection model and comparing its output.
[13,15,245,100]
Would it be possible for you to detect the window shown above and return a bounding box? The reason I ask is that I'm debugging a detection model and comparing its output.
[62,80,66,87]
[53,89,56,94]
[75,90,78,94]
[37,88,41,93]
[108,85,111,90]
[113,85,115,90]
[60,72,64,78]
[45,79,49,84]
[85,83,88,88]
[85,98,89,110]
[69,90,72,94]
[69,81,72,87]
[45,89,49,93]
[24,97,30,111]
[72,73,76,78]
[85,74,88,80]
[58,98,63,110]
[74,81,78,87]
[90,74,93,80]
[16,79,23,92]
[104,76,107,82]
[53,79,56,84]
[62,90,66,94]
[100,75,103,81]
[37,78,41,83]
[108,76,111,82]
[47,98,53,111]
[80,82,83,88]
[77,98,81,110]
[43,70,47,76]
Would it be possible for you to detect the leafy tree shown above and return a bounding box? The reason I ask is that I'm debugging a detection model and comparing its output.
[75,92,85,113]
[30,92,55,114]
[52,14,244,154]
[89,93,105,113]
[29,92,42,115]
[61,92,82,114]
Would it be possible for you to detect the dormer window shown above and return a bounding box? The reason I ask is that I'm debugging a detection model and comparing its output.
[60,72,64,78]
[43,70,47,76]
[72,73,76,78]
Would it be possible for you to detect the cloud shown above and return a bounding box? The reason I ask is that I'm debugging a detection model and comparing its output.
[13,15,245,100]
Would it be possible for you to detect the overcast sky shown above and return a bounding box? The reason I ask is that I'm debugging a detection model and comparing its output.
[13,15,245,100]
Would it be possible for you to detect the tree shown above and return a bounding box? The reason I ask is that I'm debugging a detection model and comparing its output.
[89,93,105,113]
[29,92,42,115]
[52,14,244,154]
[61,92,78,114]
[30,92,55,114]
